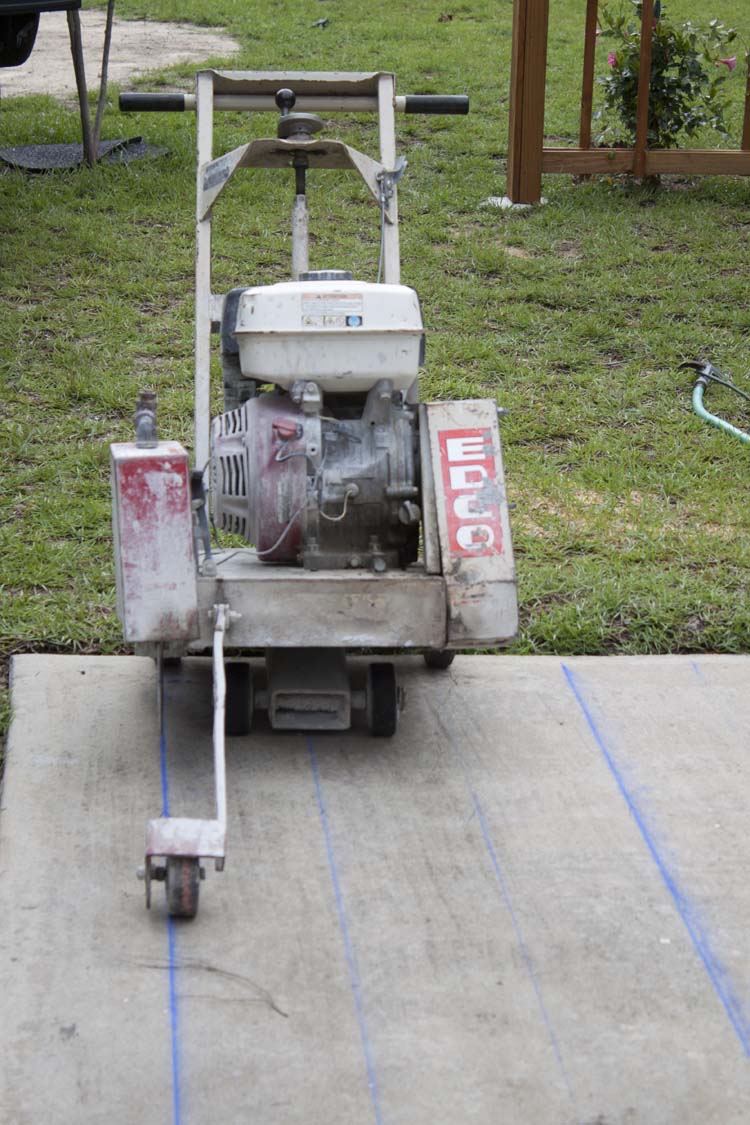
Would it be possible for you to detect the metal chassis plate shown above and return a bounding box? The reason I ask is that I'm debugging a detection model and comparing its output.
[193,553,447,650]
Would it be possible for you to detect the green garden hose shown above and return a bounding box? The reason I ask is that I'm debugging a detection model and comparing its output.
[681,360,750,446]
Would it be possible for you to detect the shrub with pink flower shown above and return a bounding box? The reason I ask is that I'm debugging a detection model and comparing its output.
[597,1,739,151]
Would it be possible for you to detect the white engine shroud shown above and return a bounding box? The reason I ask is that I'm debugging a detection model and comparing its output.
[233,280,424,392]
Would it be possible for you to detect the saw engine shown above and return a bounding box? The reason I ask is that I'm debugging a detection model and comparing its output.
[211,274,424,571]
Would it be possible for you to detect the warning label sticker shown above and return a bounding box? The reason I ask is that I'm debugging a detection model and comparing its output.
[301,292,364,328]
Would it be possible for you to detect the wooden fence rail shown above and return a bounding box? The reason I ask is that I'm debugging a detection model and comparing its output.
[506,0,750,203]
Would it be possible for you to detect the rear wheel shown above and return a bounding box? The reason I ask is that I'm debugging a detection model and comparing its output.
[0,14,39,68]
[423,650,455,670]
[225,662,254,736]
[366,662,399,737]
[165,857,200,919]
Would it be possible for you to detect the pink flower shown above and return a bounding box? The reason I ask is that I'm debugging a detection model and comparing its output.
[608,51,618,67]
[717,56,737,71]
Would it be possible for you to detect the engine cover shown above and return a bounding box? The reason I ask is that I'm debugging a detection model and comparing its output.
[211,382,420,570]
[233,280,424,394]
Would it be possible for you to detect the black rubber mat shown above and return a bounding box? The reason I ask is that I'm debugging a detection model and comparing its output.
[0,136,167,171]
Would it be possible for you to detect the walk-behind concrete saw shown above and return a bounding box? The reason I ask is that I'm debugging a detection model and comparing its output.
[111,70,518,918]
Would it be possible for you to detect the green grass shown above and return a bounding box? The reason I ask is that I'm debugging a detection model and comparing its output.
[2,0,750,739]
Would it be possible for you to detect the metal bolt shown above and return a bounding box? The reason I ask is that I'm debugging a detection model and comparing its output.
[398,500,421,526]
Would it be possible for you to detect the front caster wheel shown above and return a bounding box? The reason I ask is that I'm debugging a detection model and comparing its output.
[423,650,455,670]
[366,662,400,737]
[225,662,254,736]
[165,857,201,919]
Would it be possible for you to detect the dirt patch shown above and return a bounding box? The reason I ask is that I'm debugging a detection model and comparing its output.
[555,239,582,261]
[0,10,239,100]
[503,245,534,261]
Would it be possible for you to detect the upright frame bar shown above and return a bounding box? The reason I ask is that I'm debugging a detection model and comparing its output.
[195,71,215,472]
[377,73,401,283]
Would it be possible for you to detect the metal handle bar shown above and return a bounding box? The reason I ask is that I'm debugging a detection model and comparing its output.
[119,92,469,114]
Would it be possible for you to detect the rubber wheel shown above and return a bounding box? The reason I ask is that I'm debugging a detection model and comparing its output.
[423,650,455,670]
[225,662,253,736]
[165,857,200,919]
[366,662,399,737]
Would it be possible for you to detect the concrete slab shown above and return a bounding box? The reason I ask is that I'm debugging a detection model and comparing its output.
[2,653,750,1124]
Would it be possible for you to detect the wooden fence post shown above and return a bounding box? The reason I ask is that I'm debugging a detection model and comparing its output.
[579,0,599,151]
[633,0,655,177]
[506,0,550,204]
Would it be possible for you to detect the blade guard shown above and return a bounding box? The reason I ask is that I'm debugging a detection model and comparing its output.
[423,400,518,647]
[110,442,199,642]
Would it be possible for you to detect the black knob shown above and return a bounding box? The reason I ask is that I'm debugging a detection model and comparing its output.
[275,88,296,115]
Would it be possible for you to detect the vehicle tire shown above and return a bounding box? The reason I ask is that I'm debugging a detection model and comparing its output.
[423,650,455,670]
[0,14,39,68]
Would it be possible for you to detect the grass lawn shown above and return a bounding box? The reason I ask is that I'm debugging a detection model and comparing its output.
[2,0,750,739]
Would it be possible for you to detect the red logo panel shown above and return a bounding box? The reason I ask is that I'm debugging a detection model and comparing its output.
[438,427,503,559]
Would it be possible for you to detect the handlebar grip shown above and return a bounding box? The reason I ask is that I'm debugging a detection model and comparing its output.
[403,95,469,115]
[119,93,187,112]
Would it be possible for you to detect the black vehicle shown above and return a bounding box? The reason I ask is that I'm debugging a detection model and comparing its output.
[0,0,79,69]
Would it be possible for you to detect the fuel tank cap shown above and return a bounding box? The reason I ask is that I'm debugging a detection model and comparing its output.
[298,270,353,282]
